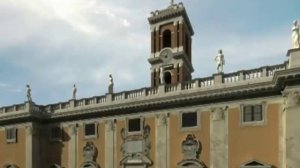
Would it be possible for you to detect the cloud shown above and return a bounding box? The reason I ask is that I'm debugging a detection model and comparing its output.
[0,0,296,105]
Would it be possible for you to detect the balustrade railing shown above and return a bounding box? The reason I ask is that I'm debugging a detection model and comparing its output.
[0,63,287,115]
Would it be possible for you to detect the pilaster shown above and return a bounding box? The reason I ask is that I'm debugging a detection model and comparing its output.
[25,125,33,168]
[210,106,228,168]
[282,86,300,168]
[156,113,168,168]
[68,124,78,168]
[105,120,115,168]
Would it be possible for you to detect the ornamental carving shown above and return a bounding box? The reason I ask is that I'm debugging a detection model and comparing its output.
[211,106,227,121]
[283,91,300,109]
[105,120,114,132]
[182,134,201,159]
[177,134,206,168]
[157,113,167,126]
[120,125,152,167]
[80,141,99,168]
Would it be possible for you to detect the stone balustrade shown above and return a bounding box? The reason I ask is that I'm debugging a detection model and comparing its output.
[0,63,287,115]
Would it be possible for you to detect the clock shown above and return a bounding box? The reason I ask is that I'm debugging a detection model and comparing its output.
[159,48,172,63]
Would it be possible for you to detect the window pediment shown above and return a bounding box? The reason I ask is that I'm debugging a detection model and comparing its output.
[240,160,272,168]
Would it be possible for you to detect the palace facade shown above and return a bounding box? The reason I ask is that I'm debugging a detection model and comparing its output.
[1,2,300,168]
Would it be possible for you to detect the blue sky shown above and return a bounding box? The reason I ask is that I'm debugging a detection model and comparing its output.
[0,0,299,106]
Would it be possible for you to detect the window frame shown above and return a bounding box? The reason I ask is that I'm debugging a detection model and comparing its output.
[126,116,144,135]
[84,122,98,139]
[5,127,17,143]
[240,102,267,126]
[179,111,200,131]
[49,126,62,142]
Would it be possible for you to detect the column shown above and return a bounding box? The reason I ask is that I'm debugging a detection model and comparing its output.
[105,120,115,168]
[283,86,300,168]
[156,113,168,168]
[210,107,228,168]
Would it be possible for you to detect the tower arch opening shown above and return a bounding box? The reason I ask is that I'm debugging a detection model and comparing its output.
[162,30,172,48]
[164,71,172,84]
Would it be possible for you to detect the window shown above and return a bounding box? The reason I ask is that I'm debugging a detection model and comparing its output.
[84,123,97,138]
[243,105,263,122]
[50,127,62,141]
[128,118,141,133]
[181,112,198,128]
[6,128,17,143]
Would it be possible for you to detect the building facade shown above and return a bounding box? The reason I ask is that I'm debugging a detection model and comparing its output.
[1,2,300,168]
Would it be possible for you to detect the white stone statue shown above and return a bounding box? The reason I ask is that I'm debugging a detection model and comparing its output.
[292,20,300,49]
[26,84,32,102]
[72,84,77,99]
[160,67,164,84]
[215,49,225,73]
[108,74,114,93]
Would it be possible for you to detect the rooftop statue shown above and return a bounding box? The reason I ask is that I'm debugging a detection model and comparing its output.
[72,84,77,99]
[292,20,300,49]
[26,84,32,102]
[215,49,225,73]
[108,74,114,94]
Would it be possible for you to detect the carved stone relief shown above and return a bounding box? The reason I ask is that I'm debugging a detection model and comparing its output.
[120,125,152,167]
[80,141,99,168]
[283,91,300,109]
[211,106,227,121]
[177,134,206,168]
[105,120,114,132]
[157,113,167,126]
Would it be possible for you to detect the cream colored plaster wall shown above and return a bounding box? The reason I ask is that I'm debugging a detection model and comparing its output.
[228,104,280,168]
[169,111,210,168]
[0,128,26,168]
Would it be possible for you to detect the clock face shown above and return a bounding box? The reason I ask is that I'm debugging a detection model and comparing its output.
[159,48,172,63]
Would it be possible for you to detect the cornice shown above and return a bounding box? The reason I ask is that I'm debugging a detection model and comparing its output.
[0,67,300,125]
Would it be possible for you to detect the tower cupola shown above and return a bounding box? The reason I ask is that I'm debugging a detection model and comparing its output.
[148,2,194,87]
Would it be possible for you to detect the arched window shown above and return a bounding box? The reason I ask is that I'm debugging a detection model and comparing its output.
[164,71,172,84]
[162,30,172,48]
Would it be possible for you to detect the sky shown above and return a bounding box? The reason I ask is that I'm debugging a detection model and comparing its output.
[0,0,299,106]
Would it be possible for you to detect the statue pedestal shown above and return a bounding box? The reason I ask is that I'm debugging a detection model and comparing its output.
[287,48,300,69]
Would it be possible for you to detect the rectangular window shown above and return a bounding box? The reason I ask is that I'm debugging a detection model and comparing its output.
[84,123,97,138]
[128,118,141,133]
[243,105,263,122]
[181,112,198,128]
[6,128,17,143]
[50,127,62,141]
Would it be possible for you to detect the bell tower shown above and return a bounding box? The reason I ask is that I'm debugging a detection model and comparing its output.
[148,2,194,87]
